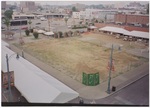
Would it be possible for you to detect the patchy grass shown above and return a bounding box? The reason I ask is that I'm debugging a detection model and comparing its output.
[19,37,142,83]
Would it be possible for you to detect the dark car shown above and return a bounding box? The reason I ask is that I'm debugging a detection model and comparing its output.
[2,26,5,31]
[36,23,41,25]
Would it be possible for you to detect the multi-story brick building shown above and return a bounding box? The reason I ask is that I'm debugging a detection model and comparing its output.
[20,1,36,12]
[115,14,149,25]
[2,1,6,10]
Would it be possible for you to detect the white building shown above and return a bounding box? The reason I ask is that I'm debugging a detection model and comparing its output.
[12,14,35,20]
[79,11,86,20]
[72,9,116,22]
[72,12,80,19]
[2,41,79,103]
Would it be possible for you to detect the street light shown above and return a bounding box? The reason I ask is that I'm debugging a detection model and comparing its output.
[107,44,113,94]
[20,21,22,37]
[6,53,19,102]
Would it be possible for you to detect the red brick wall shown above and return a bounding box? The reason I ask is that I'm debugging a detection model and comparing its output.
[115,14,126,23]
[115,14,149,25]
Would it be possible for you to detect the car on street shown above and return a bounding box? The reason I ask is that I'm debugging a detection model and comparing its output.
[11,27,18,31]
[1,26,5,31]
[21,26,28,30]
[36,23,41,25]
[40,17,47,21]
[134,23,142,27]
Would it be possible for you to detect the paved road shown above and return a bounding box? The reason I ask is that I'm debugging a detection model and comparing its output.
[96,74,149,106]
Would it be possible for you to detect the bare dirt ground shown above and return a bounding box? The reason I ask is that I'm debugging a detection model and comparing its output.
[12,32,148,83]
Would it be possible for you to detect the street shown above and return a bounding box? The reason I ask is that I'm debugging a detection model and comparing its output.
[96,74,149,105]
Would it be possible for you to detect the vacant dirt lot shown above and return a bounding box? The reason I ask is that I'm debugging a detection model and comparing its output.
[18,32,148,83]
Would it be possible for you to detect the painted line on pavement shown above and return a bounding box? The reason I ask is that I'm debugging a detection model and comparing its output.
[2,93,8,102]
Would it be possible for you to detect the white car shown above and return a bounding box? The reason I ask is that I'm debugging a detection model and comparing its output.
[134,23,142,27]
[68,25,72,29]
[40,17,47,21]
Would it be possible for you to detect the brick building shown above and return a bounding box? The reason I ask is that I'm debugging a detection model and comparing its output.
[20,1,36,12]
[115,14,149,25]
[2,1,6,10]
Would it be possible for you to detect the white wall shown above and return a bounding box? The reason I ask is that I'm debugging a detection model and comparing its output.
[72,12,80,19]
[2,41,79,103]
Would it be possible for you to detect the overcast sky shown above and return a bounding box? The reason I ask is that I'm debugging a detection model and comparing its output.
[6,0,149,6]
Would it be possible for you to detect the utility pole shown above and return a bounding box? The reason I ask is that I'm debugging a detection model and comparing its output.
[107,44,113,94]
[6,54,12,102]
[48,19,50,32]
[20,21,21,37]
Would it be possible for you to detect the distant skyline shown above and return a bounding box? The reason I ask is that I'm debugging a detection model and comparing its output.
[6,1,149,7]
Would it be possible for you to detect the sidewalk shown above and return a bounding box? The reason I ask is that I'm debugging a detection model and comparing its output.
[8,43,149,100]
[127,48,149,59]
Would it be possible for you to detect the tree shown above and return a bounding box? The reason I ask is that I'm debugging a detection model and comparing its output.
[54,32,58,38]
[79,21,82,25]
[3,18,10,30]
[58,31,63,38]
[33,32,39,39]
[79,21,82,27]
[64,17,69,25]
[92,18,96,22]
[86,22,88,25]
[95,19,98,23]
[25,29,30,36]
[28,19,32,29]
[72,6,78,12]
[64,32,68,37]
[4,10,13,19]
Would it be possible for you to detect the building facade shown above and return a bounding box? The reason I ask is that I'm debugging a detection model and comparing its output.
[72,12,80,19]
[115,14,149,25]
[2,1,6,10]
[20,1,36,12]
[72,9,116,22]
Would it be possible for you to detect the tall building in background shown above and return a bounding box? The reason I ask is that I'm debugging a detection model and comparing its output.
[72,3,86,11]
[2,1,6,10]
[20,1,36,12]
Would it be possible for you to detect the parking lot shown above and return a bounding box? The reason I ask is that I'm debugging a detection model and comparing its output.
[2,17,81,33]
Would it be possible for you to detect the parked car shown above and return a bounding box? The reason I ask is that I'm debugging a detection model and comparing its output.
[21,27,28,30]
[1,26,5,31]
[134,23,142,27]
[11,27,18,31]
[36,23,41,25]
[40,17,47,21]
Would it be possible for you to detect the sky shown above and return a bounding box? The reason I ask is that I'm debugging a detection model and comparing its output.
[6,0,149,6]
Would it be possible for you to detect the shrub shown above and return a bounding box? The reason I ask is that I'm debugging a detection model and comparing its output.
[33,32,39,39]
[76,30,79,33]
[64,32,68,37]
[72,26,87,29]
[95,20,98,23]
[25,29,30,36]
[69,31,73,34]
[58,31,63,38]
[53,32,58,38]
[86,22,88,25]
